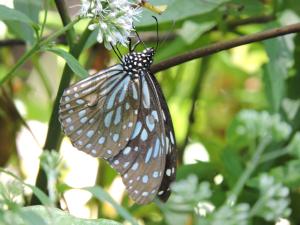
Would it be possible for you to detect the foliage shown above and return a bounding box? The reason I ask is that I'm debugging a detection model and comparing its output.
[0,0,300,225]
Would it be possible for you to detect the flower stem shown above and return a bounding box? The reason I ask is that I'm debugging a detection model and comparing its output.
[31,26,92,205]
[39,0,49,39]
[39,18,80,47]
[259,147,290,164]
[226,137,272,205]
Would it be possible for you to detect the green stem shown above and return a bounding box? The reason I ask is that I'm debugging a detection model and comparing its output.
[249,195,267,216]
[178,58,209,164]
[54,0,76,47]
[30,1,88,206]
[31,27,92,205]
[0,44,39,85]
[39,0,49,39]
[226,137,271,205]
[259,147,290,164]
[32,56,52,99]
[39,18,80,47]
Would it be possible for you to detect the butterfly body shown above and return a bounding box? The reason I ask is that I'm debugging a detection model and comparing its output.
[122,47,154,73]
[59,47,176,204]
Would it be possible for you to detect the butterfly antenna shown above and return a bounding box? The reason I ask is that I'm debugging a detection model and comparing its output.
[115,44,123,59]
[159,20,176,49]
[152,16,159,51]
[134,25,147,49]
[110,43,123,63]
[128,37,133,52]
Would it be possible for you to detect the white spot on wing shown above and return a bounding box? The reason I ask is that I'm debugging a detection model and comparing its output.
[86,130,94,138]
[170,131,175,145]
[78,110,86,117]
[142,175,148,183]
[114,106,122,125]
[145,147,153,163]
[142,77,150,108]
[80,117,88,124]
[141,129,148,141]
[132,162,139,170]
[76,99,85,105]
[166,169,171,176]
[112,133,119,142]
[130,121,142,139]
[104,111,113,127]
[123,147,131,155]
[98,137,105,144]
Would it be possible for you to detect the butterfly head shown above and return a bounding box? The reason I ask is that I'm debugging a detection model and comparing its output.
[123,47,155,73]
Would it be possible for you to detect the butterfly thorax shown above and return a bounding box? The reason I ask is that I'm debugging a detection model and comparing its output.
[122,48,154,75]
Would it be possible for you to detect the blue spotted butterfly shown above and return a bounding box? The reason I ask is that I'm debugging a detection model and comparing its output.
[59,46,176,204]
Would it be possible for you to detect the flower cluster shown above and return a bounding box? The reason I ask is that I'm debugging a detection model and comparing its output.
[168,175,212,211]
[79,0,142,49]
[253,174,291,221]
[228,110,292,147]
[208,203,250,225]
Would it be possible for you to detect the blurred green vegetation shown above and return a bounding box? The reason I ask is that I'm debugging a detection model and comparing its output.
[1,0,300,224]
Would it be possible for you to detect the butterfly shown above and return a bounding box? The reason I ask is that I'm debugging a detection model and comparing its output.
[58,45,176,204]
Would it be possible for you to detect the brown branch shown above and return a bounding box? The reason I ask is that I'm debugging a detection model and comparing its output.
[0,15,275,48]
[151,22,300,73]
[0,39,25,47]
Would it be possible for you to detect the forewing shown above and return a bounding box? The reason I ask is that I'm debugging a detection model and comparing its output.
[59,64,141,159]
[109,71,176,204]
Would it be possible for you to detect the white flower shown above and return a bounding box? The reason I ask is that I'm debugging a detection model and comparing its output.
[77,0,142,49]
[80,0,90,17]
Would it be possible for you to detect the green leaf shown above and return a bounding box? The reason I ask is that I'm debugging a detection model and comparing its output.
[0,1,38,45]
[230,0,265,16]
[269,160,300,188]
[0,168,52,206]
[5,0,42,44]
[17,206,122,225]
[84,186,139,225]
[287,132,300,158]
[18,209,47,225]
[0,4,36,25]
[177,162,217,181]
[14,0,41,23]
[137,0,229,27]
[177,21,215,44]
[45,48,89,78]
[5,20,36,45]
[263,23,294,112]
[221,147,243,187]
[84,29,98,49]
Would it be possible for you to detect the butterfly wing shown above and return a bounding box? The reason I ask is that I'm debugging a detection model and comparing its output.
[109,70,176,204]
[147,72,177,202]
[59,64,141,159]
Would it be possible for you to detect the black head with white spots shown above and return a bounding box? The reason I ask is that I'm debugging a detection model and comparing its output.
[122,48,155,74]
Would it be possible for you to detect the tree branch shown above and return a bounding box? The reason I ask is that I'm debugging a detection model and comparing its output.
[0,15,275,48]
[151,22,300,73]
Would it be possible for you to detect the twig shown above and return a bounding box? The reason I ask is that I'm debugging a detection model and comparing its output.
[178,58,209,164]
[0,15,275,48]
[226,137,272,205]
[151,22,300,73]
